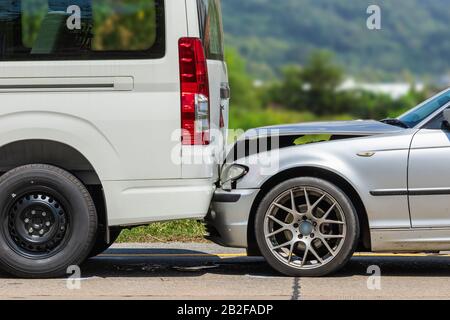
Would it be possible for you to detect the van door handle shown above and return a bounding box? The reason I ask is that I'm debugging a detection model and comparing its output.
[220,85,230,99]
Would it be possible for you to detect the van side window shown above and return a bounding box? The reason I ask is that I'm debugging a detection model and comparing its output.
[0,0,165,61]
[198,0,224,61]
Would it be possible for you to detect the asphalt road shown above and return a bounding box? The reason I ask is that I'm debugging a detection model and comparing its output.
[1,242,450,300]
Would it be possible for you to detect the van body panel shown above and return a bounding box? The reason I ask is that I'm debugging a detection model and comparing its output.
[0,1,187,181]
[185,0,201,37]
[0,0,228,226]
[104,179,215,226]
[182,0,229,180]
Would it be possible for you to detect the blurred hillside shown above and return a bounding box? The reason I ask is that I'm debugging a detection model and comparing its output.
[222,0,450,81]
[226,48,433,131]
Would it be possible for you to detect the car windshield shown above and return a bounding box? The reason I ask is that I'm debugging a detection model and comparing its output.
[398,89,450,128]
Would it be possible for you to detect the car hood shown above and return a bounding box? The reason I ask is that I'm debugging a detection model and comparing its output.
[242,120,403,139]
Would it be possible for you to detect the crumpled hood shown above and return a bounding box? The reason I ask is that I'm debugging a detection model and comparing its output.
[242,120,403,139]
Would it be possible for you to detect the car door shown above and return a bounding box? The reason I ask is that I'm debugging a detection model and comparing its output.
[409,110,450,227]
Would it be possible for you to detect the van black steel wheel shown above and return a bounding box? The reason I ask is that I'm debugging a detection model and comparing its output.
[0,164,97,278]
[6,191,69,258]
[255,177,359,277]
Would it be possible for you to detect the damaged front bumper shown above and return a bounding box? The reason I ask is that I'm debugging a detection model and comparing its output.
[205,188,259,248]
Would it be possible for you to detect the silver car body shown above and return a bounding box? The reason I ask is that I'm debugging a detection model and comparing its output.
[209,89,450,253]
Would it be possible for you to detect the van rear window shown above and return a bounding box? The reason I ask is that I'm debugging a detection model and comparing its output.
[0,0,165,61]
[198,0,224,61]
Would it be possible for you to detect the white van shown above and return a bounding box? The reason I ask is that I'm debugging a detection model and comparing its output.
[0,0,229,277]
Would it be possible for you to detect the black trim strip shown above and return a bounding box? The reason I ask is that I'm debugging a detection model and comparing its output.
[0,84,114,90]
[409,189,450,196]
[370,190,408,196]
[213,193,241,203]
[371,189,450,196]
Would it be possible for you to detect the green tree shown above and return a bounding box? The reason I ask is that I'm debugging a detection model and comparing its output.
[225,48,259,110]
[222,0,450,80]
[268,50,344,115]
[302,50,344,115]
[277,65,306,109]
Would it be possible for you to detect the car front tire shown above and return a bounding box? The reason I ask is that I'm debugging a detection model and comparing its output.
[255,177,359,277]
[0,164,97,278]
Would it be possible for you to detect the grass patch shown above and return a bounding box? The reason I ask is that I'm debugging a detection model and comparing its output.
[116,220,206,243]
[294,134,331,145]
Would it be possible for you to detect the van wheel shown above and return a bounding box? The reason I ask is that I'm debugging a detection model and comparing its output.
[89,228,122,257]
[255,177,359,277]
[0,164,97,278]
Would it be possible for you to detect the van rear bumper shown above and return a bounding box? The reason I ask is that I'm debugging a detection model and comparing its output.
[206,188,259,248]
[103,179,215,227]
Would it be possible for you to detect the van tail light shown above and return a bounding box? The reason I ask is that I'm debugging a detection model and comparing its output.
[179,37,210,145]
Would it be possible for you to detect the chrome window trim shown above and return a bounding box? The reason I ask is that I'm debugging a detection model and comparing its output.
[411,88,450,129]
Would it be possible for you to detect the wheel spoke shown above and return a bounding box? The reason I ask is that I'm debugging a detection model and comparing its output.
[273,203,295,216]
[272,240,292,250]
[303,188,311,208]
[266,227,288,238]
[322,234,345,239]
[309,245,324,263]
[321,203,336,220]
[268,214,288,228]
[300,246,309,266]
[319,237,336,257]
[321,219,345,225]
[311,194,326,210]
[287,242,296,263]
[290,190,297,212]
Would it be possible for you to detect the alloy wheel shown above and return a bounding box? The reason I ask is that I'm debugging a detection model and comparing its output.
[264,186,347,270]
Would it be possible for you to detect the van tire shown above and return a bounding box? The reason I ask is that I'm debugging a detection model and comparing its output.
[89,228,122,257]
[0,164,97,278]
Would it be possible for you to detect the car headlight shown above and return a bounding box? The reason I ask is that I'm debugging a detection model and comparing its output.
[221,164,248,191]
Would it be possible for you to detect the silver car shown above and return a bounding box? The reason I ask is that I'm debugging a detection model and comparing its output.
[207,88,450,277]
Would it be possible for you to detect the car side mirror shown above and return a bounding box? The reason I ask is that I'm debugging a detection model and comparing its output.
[442,109,450,130]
